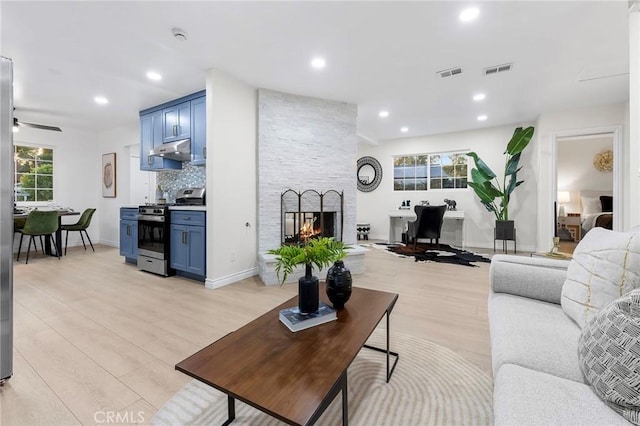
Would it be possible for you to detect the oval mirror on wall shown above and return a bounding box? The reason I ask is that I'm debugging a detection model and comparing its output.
[357,156,383,192]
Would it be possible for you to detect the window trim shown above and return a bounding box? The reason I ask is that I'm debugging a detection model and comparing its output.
[13,142,55,205]
[393,150,469,191]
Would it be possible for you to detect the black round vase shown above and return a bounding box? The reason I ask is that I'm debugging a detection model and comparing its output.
[326,260,352,309]
[299,264,319,314]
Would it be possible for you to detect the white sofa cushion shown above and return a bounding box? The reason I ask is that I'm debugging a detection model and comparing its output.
[561,228,640,328]
[494,364,632,426]
[489,292,584,383]
[579,289,640,425]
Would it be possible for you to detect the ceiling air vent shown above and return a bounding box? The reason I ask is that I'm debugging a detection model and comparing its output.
[483,62,514,76]
[436,67,463,78]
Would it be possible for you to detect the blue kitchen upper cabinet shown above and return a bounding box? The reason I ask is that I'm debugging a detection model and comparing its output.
[163,101,191,143]
[119,208,138,262]
[140,110,181,171]
[190,96,206,166]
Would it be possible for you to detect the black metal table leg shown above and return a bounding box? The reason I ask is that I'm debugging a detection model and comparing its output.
[342,373,348,426]
[363,309,399,383]
[221,395,235,426]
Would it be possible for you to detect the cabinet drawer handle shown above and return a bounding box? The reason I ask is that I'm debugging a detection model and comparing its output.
[173,125,178,136]
[147,155,153,165]
[203,147,206,158]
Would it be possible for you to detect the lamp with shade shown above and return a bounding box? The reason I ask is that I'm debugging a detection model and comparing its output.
[557,191,570,217]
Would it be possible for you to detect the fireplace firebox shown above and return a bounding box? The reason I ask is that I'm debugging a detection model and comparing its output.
[281,189,343,245]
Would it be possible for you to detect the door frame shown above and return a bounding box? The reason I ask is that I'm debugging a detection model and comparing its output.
[551,125,623,238]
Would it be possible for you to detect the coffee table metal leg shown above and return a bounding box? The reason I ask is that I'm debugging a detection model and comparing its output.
[342,373,348,426]
[363,309,399,383]
[222,395,235,426]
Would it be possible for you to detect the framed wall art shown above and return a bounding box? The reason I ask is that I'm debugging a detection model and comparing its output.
[102,152,116,198]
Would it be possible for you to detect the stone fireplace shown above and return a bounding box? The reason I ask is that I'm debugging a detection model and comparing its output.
[256,89,365,285]
[281,189,343,245]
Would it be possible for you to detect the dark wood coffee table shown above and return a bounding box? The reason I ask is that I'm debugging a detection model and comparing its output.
[176,284,399,426]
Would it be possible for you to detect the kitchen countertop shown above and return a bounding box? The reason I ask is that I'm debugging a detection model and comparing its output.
[169,205,206,211]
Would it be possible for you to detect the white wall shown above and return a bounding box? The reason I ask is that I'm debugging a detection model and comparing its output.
[205,69,258,289]
[535,102,627,251]
[357,123,537,251]
[13,125,100,251]
[95,122,141,247]
[629,5,640,229]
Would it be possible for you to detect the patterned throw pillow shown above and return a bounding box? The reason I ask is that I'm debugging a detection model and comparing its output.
[578,290,640,425]
[561,228,640,328]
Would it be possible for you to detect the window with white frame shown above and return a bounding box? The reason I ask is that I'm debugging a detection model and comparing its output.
[14,145,54,202]
[393,152,468,191]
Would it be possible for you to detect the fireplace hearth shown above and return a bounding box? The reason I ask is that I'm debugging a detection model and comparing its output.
[281,189,343,245]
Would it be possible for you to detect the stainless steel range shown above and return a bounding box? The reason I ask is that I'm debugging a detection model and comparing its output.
[137,204,173,276]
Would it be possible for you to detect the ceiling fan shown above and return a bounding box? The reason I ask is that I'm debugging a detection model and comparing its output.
[13,117,62,132]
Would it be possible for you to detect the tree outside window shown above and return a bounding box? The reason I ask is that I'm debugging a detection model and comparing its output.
[394,152,468,191]
[14,145,54,202]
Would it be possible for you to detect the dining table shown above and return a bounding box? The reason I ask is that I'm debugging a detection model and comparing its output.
[14,209,80,256]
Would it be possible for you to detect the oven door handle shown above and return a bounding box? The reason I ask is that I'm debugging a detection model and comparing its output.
[138,214,165,222]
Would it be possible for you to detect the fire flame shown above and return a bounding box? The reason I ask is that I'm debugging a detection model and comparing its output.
[299,220,320,240]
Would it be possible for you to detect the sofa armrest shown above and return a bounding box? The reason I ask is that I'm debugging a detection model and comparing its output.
[490,254,571,305]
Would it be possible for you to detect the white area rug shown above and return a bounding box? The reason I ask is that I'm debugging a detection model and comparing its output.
[152,329,493,425]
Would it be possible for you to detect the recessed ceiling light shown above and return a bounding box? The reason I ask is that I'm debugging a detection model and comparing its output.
[146,71,162,81]
[172,28,188,41]
[473,93,486,101]
[477,115,488,121]
[459,7,480,22]
[94,96,109,105]
[311,57,326,69]
[379,110,389,118]
[400,127,409,133]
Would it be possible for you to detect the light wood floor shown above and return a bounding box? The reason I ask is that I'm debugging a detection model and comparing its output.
[1,243,492,425]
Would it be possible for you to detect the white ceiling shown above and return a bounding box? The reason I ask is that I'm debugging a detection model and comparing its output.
[1,1,631,142]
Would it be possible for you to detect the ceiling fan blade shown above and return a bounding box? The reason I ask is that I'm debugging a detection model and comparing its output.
[18,121,62,132]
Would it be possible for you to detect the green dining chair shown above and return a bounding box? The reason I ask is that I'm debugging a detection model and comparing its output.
[16,210,60,263]
[61,208,96,255]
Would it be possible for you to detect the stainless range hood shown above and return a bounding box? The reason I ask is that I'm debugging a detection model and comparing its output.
[150,139,191,162]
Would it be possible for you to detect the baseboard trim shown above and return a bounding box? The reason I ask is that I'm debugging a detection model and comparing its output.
[205,267,258,289]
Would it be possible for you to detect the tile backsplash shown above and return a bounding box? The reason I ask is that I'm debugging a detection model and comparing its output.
[156,163,206,203]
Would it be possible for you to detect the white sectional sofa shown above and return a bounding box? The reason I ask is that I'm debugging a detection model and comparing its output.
[488,254,632,426]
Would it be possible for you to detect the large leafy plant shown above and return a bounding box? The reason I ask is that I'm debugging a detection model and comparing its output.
[466,126,535,221]
[268,237,348,284]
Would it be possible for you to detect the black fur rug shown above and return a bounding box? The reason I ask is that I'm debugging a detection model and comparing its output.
[383,242,491,267]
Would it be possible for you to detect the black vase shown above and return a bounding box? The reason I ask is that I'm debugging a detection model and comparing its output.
[299,264,319,314]
[326,260,352,309]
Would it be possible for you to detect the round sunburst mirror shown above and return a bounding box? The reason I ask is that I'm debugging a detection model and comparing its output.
[593,150,613,172]
[357,156,383,192]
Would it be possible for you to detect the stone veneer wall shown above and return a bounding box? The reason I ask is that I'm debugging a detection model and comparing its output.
[156,163,206,203]
[258,89,358,253]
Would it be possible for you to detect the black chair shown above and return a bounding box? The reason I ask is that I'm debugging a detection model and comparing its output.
[407,205,447,249]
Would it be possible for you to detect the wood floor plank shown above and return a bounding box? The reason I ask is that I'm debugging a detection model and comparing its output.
[14,328,140,424]
[0,350,81,426]
[42,311,158,378]
[119,359,191,409]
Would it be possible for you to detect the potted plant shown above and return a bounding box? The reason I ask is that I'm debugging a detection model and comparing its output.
[268,237,348,314]
[466,126,535,242]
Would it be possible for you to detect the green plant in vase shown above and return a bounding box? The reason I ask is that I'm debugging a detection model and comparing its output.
[466,126,534,242]
[268,237,348,314]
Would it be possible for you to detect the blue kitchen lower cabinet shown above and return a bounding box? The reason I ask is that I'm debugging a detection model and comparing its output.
[170,224,206,277]
[119,208,138,263]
